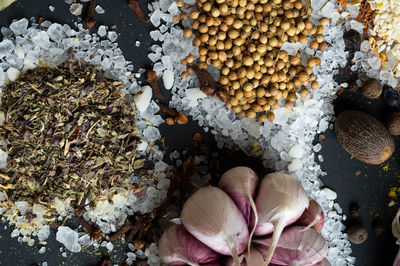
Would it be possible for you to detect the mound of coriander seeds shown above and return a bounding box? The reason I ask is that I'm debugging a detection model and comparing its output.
[0,59,139,230]
[178,0,329,122]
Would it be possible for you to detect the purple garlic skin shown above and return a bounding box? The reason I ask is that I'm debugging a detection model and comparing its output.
[254,226,328,266]
[159,224,220,265]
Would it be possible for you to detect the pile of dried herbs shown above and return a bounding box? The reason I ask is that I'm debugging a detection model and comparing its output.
[0,59,139,219]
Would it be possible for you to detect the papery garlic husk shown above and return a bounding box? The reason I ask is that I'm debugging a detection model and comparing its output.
[254,226,328,266]
[296,199,324,233]
[181,186,249,266]
[392,208,400,266]
[225,247,263,266]
[252,172,309,265]
[218,166,259,253]
[159,224,220,266]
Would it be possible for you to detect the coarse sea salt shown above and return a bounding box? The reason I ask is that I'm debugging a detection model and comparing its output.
[147,0,354,264]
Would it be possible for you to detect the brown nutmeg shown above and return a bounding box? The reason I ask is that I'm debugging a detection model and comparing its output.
[347,224,368,244]
[387,112,400,135]
[360,78,382,99]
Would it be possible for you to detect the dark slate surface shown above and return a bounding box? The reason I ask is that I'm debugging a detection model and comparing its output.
[0,1,399,266]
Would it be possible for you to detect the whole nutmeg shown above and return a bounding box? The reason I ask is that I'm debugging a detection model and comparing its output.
[360,78,382,99]
[387,112,400,135]
[347,224,368,244]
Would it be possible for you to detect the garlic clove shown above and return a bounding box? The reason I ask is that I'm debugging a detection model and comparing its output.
[181,186,249,266]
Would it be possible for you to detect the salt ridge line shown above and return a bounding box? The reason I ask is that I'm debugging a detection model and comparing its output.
[0,19,167,264]
[146,0,354,264]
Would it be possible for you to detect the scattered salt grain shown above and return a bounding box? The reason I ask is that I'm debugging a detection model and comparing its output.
[162,69,174,90]
[106,242,114,252]
[108,31,118,42]
[69,3,83,16]
[49,5,55,12]
[42,262,48,266]
[11,229,19,238]
[95,5,105,14]
[56,226,81,253]
[98,26,107,37]
[39,247,46,254]
[6,67,20,82]
[324,188,337,200]
[134,85,152,113]
[0,149,7,169]
[9,18,28,35]
[135,41,141,47]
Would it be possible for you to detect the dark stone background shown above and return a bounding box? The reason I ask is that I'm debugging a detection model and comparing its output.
[0,1,399,265]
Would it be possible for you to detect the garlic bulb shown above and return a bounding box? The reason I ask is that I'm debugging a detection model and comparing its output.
[181,186,249,266]
[159,224,220,265]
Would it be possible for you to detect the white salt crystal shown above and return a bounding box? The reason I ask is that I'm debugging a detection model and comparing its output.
[15,201,28,215]
[350,20,364,34]
[95,5,105,14]
[347,5,359,18]
[7,67,20,82]
[185,88,207,107]
[0,67,4,87]
[56,226,81,253]
[13,44,24,59]
[108,31,118,42]
[70,3,83,16]
[163,69,174,90]
[273,108,291,125]
[288,159,302,171]
[23,59,37,71]
[288,144,304,159]
[281,42,301,56]
[160,0,173,12]
[137,141,149,152]
[321,2,335,18]
[154,161,168,172]
[47,23,64,42]
[32,31,50,50]
[313,143,322,152]
[368,56,381,70]
[135,41,141,47]
[0,149,7,168]
[39,247,46,254]
[150,9,163,27]
[0,39,14,58]
[37,225,50,241]
[143,126,161,142]
[106,242,114,251]
[42,262,47,266]
[98,26,107,37]
[11,229,19,238]
[9,18,28,35]
[324,188,337,200]
[49,5,55,12]
[134,85,152,113]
